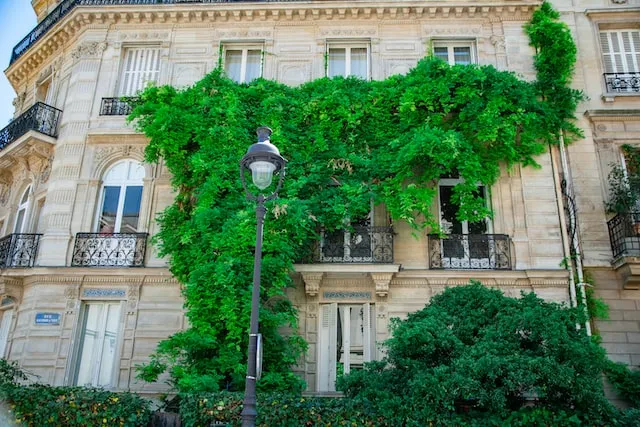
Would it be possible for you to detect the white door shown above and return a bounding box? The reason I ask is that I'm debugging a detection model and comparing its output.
[74,302,122,387]
[0,309,14,358]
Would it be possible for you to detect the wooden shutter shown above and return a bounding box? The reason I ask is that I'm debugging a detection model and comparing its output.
[0,309,13,358]
[600,31,640,73]
[119,48,161,96]
[318,303,338,391]
[341,306,351,375]
[363,303,374,363]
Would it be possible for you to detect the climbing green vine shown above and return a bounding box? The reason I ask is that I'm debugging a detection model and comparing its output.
[131,2,582,393]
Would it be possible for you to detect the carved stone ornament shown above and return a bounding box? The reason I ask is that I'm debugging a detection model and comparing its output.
[127,283,141,314]
[370,272,394,297]
[12,92,26,112]
[65,284,80,313]
[0,278,23,304]
[301,272,324,297]
[611,0,627,4]
[490,35,506,50]
[71,42,107,61]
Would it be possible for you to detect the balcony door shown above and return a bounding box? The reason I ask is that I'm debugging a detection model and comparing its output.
[438,179,491,268]
[317,303,375,392]
[13,186,31,234]
[96,160,144,233]
[321,215,373,262]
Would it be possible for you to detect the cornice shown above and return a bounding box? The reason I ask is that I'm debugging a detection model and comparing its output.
[585,109,640,121]
[584,6,640,17]
[6,0,541,87]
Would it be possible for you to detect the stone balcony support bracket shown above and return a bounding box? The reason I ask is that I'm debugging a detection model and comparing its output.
[370,272,394,297]
[301,272,324,297]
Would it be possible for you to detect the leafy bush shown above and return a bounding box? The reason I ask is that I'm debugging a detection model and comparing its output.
[179,392,389,427]
[605,361,640,408]
[0,360,152,427]
[337,283,619,425]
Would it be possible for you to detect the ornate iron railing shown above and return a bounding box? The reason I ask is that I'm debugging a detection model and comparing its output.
[428,234,511,270]
[0,103,62,152]
[0,234,42,268]
[10,0,309,65]
[100,97,136,116]
[308,226,394,263]
[607,212,640,259]
[604,73,640,93]
[71,233,148,267]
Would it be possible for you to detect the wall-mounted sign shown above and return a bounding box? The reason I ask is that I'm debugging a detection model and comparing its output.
[35,312,61,325]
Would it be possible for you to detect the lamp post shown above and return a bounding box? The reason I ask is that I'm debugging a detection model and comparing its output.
[239,127,286,427]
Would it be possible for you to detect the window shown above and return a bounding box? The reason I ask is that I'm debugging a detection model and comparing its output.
[96,161,145,233]
[0,308,14,358]
[14,186,31,233]
[118,47,161,96]
[317,303,375,392]
[599,30,640,93]
[433,41,476,66]
[73,302,122,387]
[224,46,263,83]
[36,77,53,104]
[327,43,369,79]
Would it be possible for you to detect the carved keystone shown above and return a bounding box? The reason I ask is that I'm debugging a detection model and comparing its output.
[370,273,394,297]
[301,272,324,297]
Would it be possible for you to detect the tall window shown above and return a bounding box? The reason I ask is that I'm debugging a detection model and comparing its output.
[14,186,31,233]
[0,307,14,358]
[327,43,370,79]
[97,161,144,233]
[118,47,161,96]
[600,30,640,74]
[224,46,263,83]
[317,303,375,392]
[433,41,476,66]
[73,302,122,387]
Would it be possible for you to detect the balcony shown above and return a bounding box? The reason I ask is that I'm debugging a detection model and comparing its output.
[306,226,394,263]
[0,103,61,153]
[607,212,640,259]
[428,234,512,270]
[604,73,640,94]
[100,97,136,116]
[0,234,42,268]
[71,233,148,267]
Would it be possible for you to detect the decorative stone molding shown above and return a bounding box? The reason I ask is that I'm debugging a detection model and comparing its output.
[301,272,324,297]
[127,281,142,314]
[64,283,80,313]
[370,272,394,297]
[71,41,107,61]
[0,278,23,304]
[92,144,146,178]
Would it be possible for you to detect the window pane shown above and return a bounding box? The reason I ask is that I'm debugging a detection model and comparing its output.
[350,48,368,79]
[99,187,120,233]
[14,209,25,233]
[76,305,101,386]
[434,47,449,62]
[225,50,242,82]
[98,304,121,387]
[245,50,262,83]
[121,186,143,233]
[328,48,346,78]
[453,47,472,65]
[439,186,463,234]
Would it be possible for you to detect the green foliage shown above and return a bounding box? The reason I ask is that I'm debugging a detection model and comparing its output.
[0,360,152,427]
[130,2,582,393]
[605,361,640,408]
[179,392,389,427]
[337,283,619,425]
[606,144,640,214]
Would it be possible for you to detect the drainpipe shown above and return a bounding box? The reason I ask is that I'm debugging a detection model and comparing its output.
[550,143,579,313]
[557,132,592,336]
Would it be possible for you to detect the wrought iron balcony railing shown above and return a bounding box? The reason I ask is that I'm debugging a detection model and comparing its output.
[0,234,42,268]
[71,233,148,267]
[10,0,309,66]
[428,234,511,270]
[307,226,394,263]
[607,212,640,259]
[100,97,136,116]
[604,73,640,93]
[0,103,62,152]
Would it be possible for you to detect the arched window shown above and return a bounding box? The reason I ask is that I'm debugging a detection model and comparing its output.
[96,160,144,233]
[14,186,31,233]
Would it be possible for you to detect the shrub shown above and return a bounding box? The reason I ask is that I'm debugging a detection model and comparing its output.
[337,282,619,425]
[0,360,152,427]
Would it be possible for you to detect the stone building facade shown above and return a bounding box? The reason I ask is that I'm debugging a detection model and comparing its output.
[0,0,636,395]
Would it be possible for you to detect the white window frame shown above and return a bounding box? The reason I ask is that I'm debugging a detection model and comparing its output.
[0,305,15,359]
[599,30,640,74]
[222,43,264,84]
[326,41,371,80]
[71,301,124,389]
[94,160,145,233]
[432,40,477,66]
[14,186,31,234]
[117,46,162,97]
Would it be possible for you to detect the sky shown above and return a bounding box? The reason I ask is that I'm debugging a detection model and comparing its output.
[0,0,37,127]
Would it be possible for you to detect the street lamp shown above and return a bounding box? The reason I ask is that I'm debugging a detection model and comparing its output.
[239,126,286,427]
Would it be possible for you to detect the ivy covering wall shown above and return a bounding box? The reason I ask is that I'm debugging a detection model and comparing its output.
[132,2,582,392]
